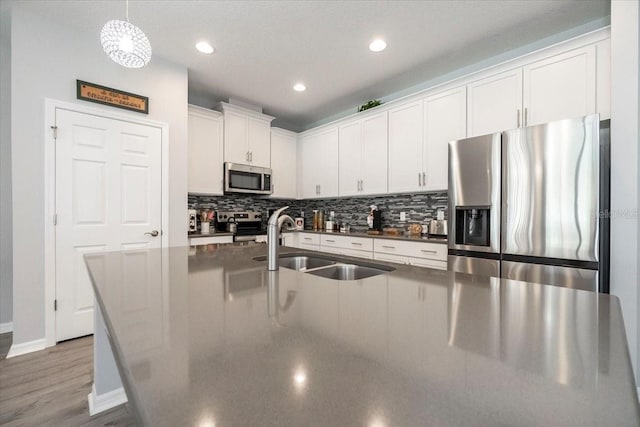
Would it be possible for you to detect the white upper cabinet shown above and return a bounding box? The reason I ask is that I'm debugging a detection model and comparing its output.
[270,128,297,199]
[387,89,465,194]
[216,33,607,202]
[339,111,388,196]
[467,45,597,138]
[467,69,523,137]
[217,102,274,168]
[423,86,467,191]
[388,101,424,193]
[299,127,339,198]
[361,112,389,195]
[338,121,362,196]
[595,39,610,120]
[248,117,272,167]
[523,45,596,126]
[187,105,224,195]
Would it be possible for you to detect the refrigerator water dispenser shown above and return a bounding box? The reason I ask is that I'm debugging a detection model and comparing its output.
[455,207,490,247]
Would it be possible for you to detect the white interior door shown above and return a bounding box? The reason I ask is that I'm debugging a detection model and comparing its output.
[55,108,162,342]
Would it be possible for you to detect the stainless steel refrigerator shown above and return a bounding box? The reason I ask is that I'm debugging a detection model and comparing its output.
[448,114,610,293]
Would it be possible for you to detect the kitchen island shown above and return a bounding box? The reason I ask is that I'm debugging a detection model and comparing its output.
[85,243,640,426]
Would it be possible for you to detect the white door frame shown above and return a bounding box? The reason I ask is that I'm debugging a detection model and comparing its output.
[43,98,170,348]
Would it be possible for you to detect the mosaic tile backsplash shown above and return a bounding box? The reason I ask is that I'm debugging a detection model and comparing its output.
[189,192,448,231]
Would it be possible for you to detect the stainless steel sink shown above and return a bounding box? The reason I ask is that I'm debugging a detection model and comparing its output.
[253,253,394,279]
[278,256,336,271]
[305,264,389,280]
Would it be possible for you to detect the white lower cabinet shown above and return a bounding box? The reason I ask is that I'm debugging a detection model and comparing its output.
[189,235,234,245]
[282,233,297,247]
[407,257,447,270]
[320,235,375,260]
[290,233,447,270]
[341,248,374,260]
[298,232,321,251]
[373,252,409,265]
[373,239,447,270]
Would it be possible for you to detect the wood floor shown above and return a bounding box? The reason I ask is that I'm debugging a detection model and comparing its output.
[0,333,136,426]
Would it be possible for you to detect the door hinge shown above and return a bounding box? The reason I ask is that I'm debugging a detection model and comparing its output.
[53,213,58,225]
[54,299,57,311]
[51,125,58,139]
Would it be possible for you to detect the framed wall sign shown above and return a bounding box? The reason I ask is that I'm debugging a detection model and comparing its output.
[76,80,149,114]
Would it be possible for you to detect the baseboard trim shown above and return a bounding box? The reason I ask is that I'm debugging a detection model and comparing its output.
[6,338,46,358]
[88,384,128,416]
[0,322,13,334]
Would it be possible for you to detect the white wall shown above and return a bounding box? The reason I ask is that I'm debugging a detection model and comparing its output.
[0,0,13,331]
[610,0,640,387]
[10,4,188,346]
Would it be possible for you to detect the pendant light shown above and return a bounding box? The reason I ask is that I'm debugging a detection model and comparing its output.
[100,0,152,68]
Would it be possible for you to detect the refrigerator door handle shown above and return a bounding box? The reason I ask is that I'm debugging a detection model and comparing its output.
[517,109,521,128]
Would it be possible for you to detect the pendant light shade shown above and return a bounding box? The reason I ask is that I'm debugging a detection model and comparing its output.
[101,20,151,68]
[100,1,152,68]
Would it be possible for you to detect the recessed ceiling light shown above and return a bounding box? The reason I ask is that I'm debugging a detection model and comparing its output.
[293,83,306,92]
[195,41,214,54]
[369,39,387,53]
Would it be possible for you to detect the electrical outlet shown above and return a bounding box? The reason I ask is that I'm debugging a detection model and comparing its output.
[400,212,406,221]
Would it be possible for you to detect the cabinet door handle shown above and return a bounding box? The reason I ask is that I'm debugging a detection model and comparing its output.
[524,107,528,126]
[418,172,422,186]
[325,239,335,243]
[382,245,395,249]
[318,185,321,195]
[351,242,362,246]
[250,151,253,162]
[421,249,437,254]
[422,172,426,186]
[246,151,249,161]
[304,237,313,241]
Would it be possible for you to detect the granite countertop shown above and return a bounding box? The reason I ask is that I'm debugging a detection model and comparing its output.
[86,244,639,426]
[286,229,449,244]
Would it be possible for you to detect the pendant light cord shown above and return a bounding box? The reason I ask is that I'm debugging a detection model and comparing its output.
[126,0,129,22]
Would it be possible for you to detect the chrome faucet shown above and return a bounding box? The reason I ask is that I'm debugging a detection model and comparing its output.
[267,206,294,271]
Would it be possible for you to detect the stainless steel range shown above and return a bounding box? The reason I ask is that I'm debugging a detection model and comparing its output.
[215,211,265,242]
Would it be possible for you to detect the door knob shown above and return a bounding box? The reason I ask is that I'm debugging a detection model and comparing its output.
[145,230,159,237]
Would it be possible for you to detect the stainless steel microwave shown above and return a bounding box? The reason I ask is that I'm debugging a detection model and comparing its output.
[224,163,272,195]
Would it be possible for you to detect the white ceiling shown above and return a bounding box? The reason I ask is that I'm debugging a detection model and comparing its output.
[19,0,610,131]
